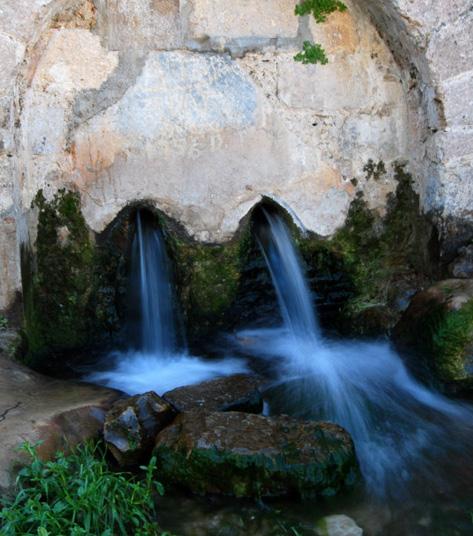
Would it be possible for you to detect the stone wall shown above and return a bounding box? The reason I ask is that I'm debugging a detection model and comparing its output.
[0,0,472,314]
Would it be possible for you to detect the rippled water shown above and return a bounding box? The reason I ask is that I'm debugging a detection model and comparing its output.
[235,211,473,498]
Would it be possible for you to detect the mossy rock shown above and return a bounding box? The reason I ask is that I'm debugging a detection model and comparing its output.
[22,190,96,363]
[154,411,358,499]
[300,163,438,337]
[393,279,473,386]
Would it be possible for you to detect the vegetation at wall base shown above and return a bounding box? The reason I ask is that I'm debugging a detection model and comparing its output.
[0,442,171,536]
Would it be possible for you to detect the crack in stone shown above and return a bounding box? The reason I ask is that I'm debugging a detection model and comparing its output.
[0,401,21,423]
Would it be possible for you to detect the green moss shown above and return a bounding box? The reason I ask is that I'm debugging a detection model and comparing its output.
[23,189,95,363]
[425,300,473,382]
[298,163,437,336]
[172,227,251,341]
[154,443,354,500]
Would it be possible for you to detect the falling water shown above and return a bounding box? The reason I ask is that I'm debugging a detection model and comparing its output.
[133,210,176,354]
[86,210,247,395]
[237,211,473,497]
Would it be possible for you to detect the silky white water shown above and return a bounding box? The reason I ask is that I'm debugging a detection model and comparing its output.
[87,211,247,395]
[235,211,473,496]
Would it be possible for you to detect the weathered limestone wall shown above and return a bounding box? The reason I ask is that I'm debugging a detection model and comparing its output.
[0,0,472,313]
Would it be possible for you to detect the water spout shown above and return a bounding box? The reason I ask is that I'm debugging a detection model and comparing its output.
[133,210,176,354]
[86,209,247,395]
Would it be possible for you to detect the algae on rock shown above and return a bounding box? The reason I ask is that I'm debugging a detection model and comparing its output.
[23,190,95,363]
[302,163,438,336]
[393,279,473,387]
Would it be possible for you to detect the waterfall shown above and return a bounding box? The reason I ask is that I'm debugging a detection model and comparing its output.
[238,211,473,497]
[132,210,176,355]
[256,210,320,341]
[86,210,247,396]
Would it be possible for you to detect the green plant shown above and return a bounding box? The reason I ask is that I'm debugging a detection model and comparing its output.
[0,315,7,329]
[430,300,473,381]
[0,442,168,536]
[294,0,347,64]
[295,0,347,22]
[294,41,328,65]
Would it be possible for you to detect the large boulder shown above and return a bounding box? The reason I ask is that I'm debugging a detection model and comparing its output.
[393,279,473,389]
[163,374,264,413]
[154,411,357,499]
[0,356,121,494]
[104,391,176,466]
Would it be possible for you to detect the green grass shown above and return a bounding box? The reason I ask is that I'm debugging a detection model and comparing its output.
[0,442,171,536]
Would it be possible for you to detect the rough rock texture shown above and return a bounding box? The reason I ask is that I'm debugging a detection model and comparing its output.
[0,0,472,315]
[154,411,357,498]
[393,279,473,387]
[449,245,473,279]
[0,355,121,494]
[163,374,264,413]
[104,391,176,465]
[315,515,363,536]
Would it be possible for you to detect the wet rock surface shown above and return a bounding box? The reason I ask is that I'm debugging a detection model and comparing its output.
[315,514,363,536]
[104,391,176,466]
[449,245,473,279]
[163,374,264,413]
[154,411,357,499]
[393,279,473,387]
[0,355,121,494]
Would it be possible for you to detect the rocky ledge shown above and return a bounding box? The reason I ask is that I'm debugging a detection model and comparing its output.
[0,356,121,494]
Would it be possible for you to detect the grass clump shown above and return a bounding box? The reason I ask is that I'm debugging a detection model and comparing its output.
[0,442,169,536]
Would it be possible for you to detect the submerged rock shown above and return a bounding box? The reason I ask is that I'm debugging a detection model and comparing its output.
[393,279,473,388]
[0,356,121,494]
[315,515,363,536]
[163,374,264,413]
[154,411,357,499]
[104,391,176,465]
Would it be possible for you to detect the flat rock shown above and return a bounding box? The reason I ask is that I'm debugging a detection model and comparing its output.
[154,411,357,498]
[163,374,264,414]
[104,391,176,465]
[0,356,121,494]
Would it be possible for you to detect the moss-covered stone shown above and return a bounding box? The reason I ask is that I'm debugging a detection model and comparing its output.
[23,190,95,363]
[298,163,439,336]
[393,279,473,385]
[172,228,251,343]
[154,411,358,499]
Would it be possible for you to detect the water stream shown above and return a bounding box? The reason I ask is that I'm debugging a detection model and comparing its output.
[87,211,246,395]
[235,211,473,498]
[87,209,473,534]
